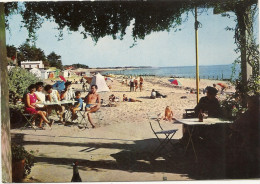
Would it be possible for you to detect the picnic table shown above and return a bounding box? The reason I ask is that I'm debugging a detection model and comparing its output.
[40,100,77,122]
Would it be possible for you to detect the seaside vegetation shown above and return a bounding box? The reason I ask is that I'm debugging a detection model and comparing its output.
[8,67,40,104]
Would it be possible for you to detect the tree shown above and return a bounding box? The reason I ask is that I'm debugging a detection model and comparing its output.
[1,3,12,182]
[47,51,63,69]
[6,45,16,59]
[18,43,46,62]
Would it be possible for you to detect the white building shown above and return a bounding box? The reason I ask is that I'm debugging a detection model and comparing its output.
[21,60,44,69]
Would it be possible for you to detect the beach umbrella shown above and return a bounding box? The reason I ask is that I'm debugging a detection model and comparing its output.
[59,75,66,82]
[52,81,65,92]
[217,83,228,88]
[171,79,182,86]
[168,79,175,82]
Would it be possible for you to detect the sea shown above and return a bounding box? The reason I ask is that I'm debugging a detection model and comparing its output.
[102,64,240,80]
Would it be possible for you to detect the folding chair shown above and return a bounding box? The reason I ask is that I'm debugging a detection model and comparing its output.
[75,109,88,125]
[76,106,102,129]
[70,102,89,128]
[21,113,37,131]
[149,118,178,156]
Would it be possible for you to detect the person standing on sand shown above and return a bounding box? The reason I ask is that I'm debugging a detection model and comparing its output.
[139,76,143,92]
[134,77,138,92]
[130,76,134,92]
[84,85,101,128]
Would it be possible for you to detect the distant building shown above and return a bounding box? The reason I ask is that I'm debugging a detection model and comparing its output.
[21,60,44,69]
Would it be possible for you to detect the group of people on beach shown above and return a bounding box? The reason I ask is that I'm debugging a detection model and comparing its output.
[122,76,143,92]
[24,81,100,129]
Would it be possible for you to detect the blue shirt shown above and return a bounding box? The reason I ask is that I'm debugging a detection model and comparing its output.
[75,98,83,110]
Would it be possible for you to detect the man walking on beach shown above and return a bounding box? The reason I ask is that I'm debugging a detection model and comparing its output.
[130,76,134,92]
[84,85,101,128]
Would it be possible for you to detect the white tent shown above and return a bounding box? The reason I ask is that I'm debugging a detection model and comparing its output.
[89,73,109,92]
[29,68,41,78]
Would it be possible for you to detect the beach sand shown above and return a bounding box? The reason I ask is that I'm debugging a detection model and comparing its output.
[11,75,235,182]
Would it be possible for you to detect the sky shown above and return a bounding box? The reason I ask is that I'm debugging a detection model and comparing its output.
[5,6,259,68]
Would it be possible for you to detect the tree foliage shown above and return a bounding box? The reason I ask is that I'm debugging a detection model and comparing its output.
[71,63,89,69]
[6,45,16,58]
[219,1,259,103]
[8,67,40,104]
[18,1,188,44]
[47,51,63,69]
[18,43,46,62]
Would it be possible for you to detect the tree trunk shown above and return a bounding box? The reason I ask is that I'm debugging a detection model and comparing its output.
[235,4,253,107]
[0,3,12,182]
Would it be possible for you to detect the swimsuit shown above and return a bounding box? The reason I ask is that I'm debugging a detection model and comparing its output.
[85,104,94,110]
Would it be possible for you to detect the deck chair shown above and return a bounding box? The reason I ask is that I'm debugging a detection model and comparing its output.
[149,117,178,156]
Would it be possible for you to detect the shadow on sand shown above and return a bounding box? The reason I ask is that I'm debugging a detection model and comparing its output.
[11,132,259,180]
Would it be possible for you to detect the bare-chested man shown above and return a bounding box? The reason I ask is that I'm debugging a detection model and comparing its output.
[84,85,100,128]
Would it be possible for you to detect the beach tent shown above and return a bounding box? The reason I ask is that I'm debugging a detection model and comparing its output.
[89,73,109,92]
[84,76,93,84]
[29,68,41,78]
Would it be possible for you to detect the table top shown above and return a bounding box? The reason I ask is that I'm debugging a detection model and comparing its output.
[175,118,232,125]
[40,100,77,105]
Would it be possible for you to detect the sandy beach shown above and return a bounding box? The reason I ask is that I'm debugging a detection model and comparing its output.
[11,75,235,182]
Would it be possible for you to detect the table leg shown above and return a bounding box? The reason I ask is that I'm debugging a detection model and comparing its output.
[185,126,198,162]
[64,104,72,122]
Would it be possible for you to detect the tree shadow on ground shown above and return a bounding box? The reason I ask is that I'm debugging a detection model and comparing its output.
[11,133,259,180]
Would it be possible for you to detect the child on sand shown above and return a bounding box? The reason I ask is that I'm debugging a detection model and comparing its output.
[160,106,175,121]
[71,91,83,120]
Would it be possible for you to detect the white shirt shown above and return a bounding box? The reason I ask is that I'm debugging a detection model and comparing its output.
[35,91,46,108]
[50,89,59,102]
[62,88,75,101]
[151,91,156,97]
[35,91,46,102]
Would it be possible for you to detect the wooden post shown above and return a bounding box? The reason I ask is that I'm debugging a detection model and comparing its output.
[0,3,12,182]
[195,6,199,104]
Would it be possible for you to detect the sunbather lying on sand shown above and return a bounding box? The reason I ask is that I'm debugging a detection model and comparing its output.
[122,94,142,102]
